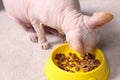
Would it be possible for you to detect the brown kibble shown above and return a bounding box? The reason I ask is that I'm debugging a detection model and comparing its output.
[64,68,70,71]
[66,57,70,60]
[57,62,60,65]
[55,54,60,60]
[66,69,70,72]
[81,60,87,65]
[72,53,77,60]
[75,66,80,71]
[69,70,75,73]
[69,60,74,62]
[63,58,69,63]
[68,65,73,68]
[71,63,76,67]
[88,59,92,62]
[76,61,81,65]
[62,64,67,67]
[61,54,65,59]
[87,53,95,59]
[79,64,86,68]
[84,56,89,60]
[93,60,101,68]
[75,57,81,63]
[55,52,100,72]
[67,63,75,68]
[82,67,90,72]
[55,53,63,60]
[90,59,95,65]
[95,59,101,65]
[69,52,73,56]
[59,65,64,69]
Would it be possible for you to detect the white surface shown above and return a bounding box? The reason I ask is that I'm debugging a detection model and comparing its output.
[0,0,120,80]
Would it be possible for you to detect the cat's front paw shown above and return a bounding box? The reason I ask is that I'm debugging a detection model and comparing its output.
[40,41,50,49]
[29,33,38,43]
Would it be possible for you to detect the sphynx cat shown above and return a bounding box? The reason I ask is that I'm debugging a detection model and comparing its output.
[3,0,113,57]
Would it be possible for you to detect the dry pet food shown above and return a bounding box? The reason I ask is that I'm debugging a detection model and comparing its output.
[55,52,101,72]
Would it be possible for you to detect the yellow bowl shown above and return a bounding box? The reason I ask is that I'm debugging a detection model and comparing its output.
[44,43,110,80]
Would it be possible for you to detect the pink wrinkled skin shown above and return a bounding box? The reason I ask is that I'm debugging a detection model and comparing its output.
[3,0,113,56]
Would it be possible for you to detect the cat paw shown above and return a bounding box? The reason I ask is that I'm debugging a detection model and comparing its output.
[29,33,38,43]
[40,41,50,49]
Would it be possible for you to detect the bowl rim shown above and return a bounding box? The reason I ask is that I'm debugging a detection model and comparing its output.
[50,43,106,75]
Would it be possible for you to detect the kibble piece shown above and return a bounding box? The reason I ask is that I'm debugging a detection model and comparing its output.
[58,65,64,70]
[71,63,76,67]
[67,63,76,68]
[76,60,81,65]
[88,59,92,62]
[62,64,67,67]
[69,70,75,73]
[69,60,74,62]
[93,60,100,68]
[68,52,73,56]
[64,68,70,71]
[55,53,63,60]
[72,54,77,59]
[66,57,70,60]
[75,66,80,71]
[61,54,65,59]
[82,67,90,72]
[67,64,74,68]
[95,59,101,65]
[87,53,95,59]
[67,65,73,68]
[90,59,95,65]
[55,54,60,60]
[84,56,89,60]
[63,58,69,63]
[57,62,60,65]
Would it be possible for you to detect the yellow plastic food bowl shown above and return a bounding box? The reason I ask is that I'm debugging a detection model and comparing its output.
[44,43,110,80]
